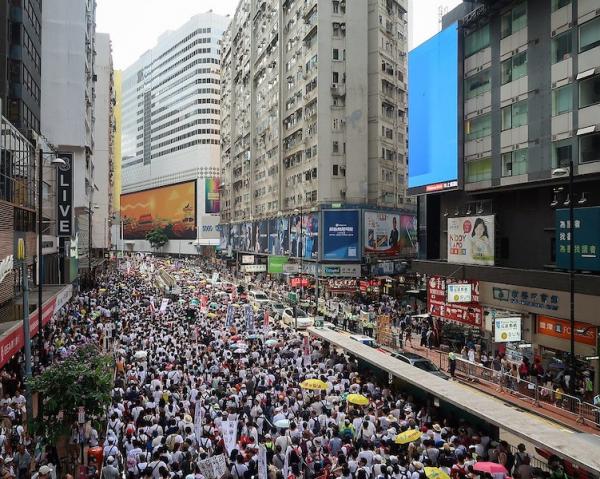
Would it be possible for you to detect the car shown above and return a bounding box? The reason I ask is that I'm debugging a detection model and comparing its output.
[269,301,286,319]
[390,351,449,379]
[349,335,378,348]
[248,291,271,310]
[281,308,314,329]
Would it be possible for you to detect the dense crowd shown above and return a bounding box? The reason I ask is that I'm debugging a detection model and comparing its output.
[0,257,578,479]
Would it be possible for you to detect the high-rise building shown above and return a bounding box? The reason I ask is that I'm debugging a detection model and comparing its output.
[409,0,600,389]
[0,0,42,137]
[92,33,115,256]
[41,0,97,283]
[120,12,229,256]
[220,0,410,223]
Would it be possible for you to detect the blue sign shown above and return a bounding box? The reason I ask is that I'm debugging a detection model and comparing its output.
[556,207,600,271]
[245,304,254,332]
[408,23,458,193]
[322,210,360,261]
[225,304,234,327]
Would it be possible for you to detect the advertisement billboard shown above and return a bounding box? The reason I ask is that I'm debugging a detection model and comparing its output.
[427,276,483,327]
[447,283,472,303]
[241,255,255,264]
[121,181,197,240]
[556,207,600,271]
[231,224,241,251]
[364,211,417,257]
[268,255,289,274]
[204,178,220,214]
[322,210,360,261]
[290,213,319,259]
[240,222,253,252]
[494,317,522,343]
[448,215,495,266]
[219,224,230,251]
[56,153,73,237]
[408,23,458,195]
[252,221,269,254]
[268,218,289,256]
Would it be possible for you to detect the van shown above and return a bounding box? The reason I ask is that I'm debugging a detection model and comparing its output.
[349,335,377,348]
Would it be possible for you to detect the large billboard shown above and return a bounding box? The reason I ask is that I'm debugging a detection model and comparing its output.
[219,224,230,251]
[231,224,241,251]
[322,210,360,261]
[240,222,253,252]
[447,215,495,266]
[408,23,459,194]
[268,218,290,256]
[121,181,197,240]
[252,221,269,254]
[364,211,417,257]
[290,213,318,259]
[556,207,600,271]
[204,178,220,214]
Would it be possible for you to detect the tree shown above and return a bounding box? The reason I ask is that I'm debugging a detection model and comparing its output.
[27,345,114,442]
[146,228,169,250]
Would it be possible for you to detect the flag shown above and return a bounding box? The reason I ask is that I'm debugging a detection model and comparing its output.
[225,304,234,327]
[245,304,254,332]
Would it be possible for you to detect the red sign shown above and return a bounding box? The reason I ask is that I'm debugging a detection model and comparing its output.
[427,276,483,327]
[537,316,597,346]
[327,279,357,292]
[291,277,310,288]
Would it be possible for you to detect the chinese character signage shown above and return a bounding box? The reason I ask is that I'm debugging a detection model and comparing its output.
[537,315,597,346]
[492,287,559,312]
[494,317,522,343]
[447,215,495,265]
[427,276,483,327]
[447,283,472,303]
[556,207,600,272]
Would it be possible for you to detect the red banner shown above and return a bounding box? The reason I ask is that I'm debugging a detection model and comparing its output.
[427,276,483,328]
[291,277,310,288]
[537,316,597,346]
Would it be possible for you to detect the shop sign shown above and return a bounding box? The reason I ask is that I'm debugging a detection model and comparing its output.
[322,264,361,277]
[0,255,14,284]
[492,286,559,312]
[447,283,472,303]
[241,264,266,273]
[427,276,483,327]
[268,255,289,273]
[282,263,300,274]
[327,279,357,292]
[241,255,255,264]
[494,317,522,343]
[359,279,380,293]
[537,316,597,346]
[290,277,310,288]
[556,207,600,272]
[56,154,73,237]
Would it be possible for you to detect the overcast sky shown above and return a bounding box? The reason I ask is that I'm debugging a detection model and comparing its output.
[97,0,462,70]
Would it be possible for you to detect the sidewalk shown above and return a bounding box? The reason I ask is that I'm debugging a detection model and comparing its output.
[400,340,600,434]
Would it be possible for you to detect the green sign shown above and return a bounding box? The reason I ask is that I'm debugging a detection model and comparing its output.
[268,255,289,273]
[556,207,600,271]
[288,292,298,304]
[314,317,324,328]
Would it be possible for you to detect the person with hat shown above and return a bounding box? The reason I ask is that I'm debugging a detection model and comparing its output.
[30,465,52,479]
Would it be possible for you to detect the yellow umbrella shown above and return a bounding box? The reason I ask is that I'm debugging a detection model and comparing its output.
[424,468,450,479]
[300,379,328,390]
[346,393,369,406]
[394,429,422,444]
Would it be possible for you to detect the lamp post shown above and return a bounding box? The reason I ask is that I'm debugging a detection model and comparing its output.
[552,161,576,391]
[37,150,66,365]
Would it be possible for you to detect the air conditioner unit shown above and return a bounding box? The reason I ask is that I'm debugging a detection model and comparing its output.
[341,24,346,30]
[331,83,338,89]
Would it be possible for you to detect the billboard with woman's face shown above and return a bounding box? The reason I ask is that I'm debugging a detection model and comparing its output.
[447,215,495,265]
[289,213,318,259]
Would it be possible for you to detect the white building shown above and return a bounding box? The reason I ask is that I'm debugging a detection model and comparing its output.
[41,0,97,278]
[92,33,115,255]
[120,11,230,256]
[220,0,411,224]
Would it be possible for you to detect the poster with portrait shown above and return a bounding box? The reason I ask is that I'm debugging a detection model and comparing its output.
[252,221,268,254]
[268,218,289,255]
[364,211,417,257]
[239,222,253,252]
[289,213,318,259]
[447,215,495,265]
[219,224,230,251]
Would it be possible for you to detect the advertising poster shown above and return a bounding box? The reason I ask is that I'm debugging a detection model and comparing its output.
[121,181,197,240]
[427,276,483,327]
[322,210,360,261]
[268,256,289,274]
[290,213,319,259]
[447,215,495,266]
[364,211,417,257]
[253,221,268,254]
[240,222,253,252]
[268,218,290,256]
[219,224,230,251]
[494,317,522,343]
[556,207,600,272]
[205,178,220,214]
[231,224,241,251]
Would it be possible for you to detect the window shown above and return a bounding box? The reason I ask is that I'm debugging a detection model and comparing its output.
[579,75,600,108]
[501,100,528,130]
[465,158,492,183]
[464,69,491,99]
[501,51,527,84]
[332,0,339,13]
[580,133,600,163]
[552,0,570,11]
[502,149,528,176]
[552,139,572,168]
[465,114,491,141]
[333,164,339,176]
[332,71,339,83]
[579,16,600,53]
[332,48,339,60]
[465,24,490,57]
[333,141,339,153]
[552,30,572,64]
[552,84,573,115]
[501,3,527,39]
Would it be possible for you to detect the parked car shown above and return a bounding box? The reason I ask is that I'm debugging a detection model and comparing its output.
[281,308,314,329]
[390,351,449,379]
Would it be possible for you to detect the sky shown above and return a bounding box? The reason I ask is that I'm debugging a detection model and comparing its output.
[96,0,462,71]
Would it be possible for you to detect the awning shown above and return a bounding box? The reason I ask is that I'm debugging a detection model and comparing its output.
[192,239,219,246]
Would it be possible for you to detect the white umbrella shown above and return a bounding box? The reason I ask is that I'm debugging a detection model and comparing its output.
[274,419,290,429]
[234,348,247,354]
[134,351,147,359]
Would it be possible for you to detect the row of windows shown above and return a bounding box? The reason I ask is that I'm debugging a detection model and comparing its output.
[150,138,220,160]
[150,108,220,134]
[153,39,214,74]
[153,47,217,80]
[465,133,600,182]
[155,76,220,105]
[151,118,220,142]
[149,28,212,67]
[151,58,220,92]
[23,64,40,104]
[23,27,41,73]
[24,0,41,40]
[152,128,220,152]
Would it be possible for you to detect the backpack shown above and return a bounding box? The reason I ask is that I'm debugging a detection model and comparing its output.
[289,446,302,466]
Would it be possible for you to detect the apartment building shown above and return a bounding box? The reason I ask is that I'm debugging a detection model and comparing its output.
[411,0,600,385]
[120,12,229,256]
[220,0,410,224]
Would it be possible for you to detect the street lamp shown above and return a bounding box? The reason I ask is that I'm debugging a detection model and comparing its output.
[552,163,575,389]
[37,151,67,365]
